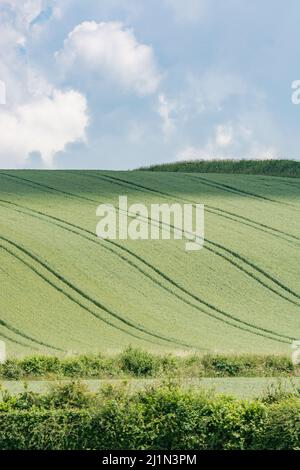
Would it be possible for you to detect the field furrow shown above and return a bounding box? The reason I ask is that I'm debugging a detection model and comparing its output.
[1,170,299,356]
[0,199,292,343]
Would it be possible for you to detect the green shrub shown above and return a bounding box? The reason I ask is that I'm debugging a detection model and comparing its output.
[264,356,294,374]
[21,356,61,377]
[135,385,266,450]
[45,381,95,409]
[7,389,43,411]
[119,347,160,377]
[0,410,92,450]
[1,360,24,380]
[258,398,300,449]
[202,355,245,377]
[60,359,87,378]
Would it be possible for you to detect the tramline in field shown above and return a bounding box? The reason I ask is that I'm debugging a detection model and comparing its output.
[0,167,299,357]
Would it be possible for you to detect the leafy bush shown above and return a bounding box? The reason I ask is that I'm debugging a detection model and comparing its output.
[202,355,244,376]
[0,410,92,450]
[60,355,118,378]
[259,398,300,449]
[1,360,24,380]
[45,381,95,409]
[119,347,160,377]
[21,356,61,377]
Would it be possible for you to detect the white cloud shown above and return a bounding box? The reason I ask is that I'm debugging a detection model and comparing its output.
[1,0,44,36]
[159,71,248,131]
[177,122,277,161]
[56,21,161,95]
[215,124,234,147]
[0,1,89,168]
[157,93,176,139]
[0,89,89,168]
[0,2,43,106]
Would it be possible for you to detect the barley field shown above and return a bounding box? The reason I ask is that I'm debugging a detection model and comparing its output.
[0,169,299,357]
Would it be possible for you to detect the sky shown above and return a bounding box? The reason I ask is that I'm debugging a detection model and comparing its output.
[0,0,299,169]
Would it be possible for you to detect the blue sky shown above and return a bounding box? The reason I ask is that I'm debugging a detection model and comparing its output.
[0,0,299,169]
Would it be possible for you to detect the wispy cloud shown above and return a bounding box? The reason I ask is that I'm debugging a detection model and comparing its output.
[157,93,176,139]
[177,121,277,161]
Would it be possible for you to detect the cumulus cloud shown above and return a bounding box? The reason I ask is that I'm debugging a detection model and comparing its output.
[56,21,161,95]
[0,89,89,168]
[0,1,89,168]
[177,122,277,161]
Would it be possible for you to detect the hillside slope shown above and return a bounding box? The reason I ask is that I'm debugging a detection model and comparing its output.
[0,170,299,357]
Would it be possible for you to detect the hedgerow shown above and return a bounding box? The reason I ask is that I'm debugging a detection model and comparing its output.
[0,382,300,450]
[139,159,300,177]
[0,349,297,380]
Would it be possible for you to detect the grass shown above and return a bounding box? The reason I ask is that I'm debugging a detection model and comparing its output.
[0,169,299,356]
[2,377,300,400]
[140,159,300,177]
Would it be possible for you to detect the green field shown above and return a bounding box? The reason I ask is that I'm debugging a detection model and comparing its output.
[0,170,299,357]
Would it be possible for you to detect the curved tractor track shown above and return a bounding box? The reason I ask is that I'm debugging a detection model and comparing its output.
[2,171,299,308]
[0,171,299,354]
[0,199,293,344]
[0,235,198,351]
[78,172,300,306]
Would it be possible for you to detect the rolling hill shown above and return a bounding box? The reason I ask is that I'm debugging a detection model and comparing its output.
[0,169,299,357]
